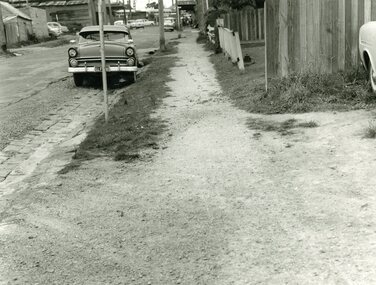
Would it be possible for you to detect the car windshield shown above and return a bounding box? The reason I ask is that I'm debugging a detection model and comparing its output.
[79,31,129,43]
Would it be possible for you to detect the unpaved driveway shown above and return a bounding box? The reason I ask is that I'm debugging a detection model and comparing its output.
[1,31,376,284]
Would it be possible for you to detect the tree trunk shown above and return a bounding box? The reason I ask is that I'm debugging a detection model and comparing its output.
[158,0,165,51]
[0,5,6,52]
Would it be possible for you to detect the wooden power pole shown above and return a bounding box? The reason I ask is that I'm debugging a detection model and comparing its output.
[158,0,165,51]
[98,0,109,123]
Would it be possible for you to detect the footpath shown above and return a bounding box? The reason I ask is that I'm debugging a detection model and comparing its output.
[1,31,376,285]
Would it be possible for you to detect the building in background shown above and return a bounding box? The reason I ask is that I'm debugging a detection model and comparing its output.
[3,0,113,31]
[0,1,33,46]
[20,6,48,39]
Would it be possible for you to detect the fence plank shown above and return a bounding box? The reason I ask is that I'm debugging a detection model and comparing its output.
[288,0,300,73]
[338,0,346,70]
[279,0,289,77]
[331,0,339,73]
[365,0,371,23]
[266,0,280,76]
[372,0,376,19]
[299,0,307,72]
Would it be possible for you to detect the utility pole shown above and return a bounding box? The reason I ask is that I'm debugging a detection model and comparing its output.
[158,0,165,51]
[122,0,127,24]
[98,0,109,123]
[107,0,114,24]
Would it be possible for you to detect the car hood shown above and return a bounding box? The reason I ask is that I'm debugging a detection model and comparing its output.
[78,42,130,58]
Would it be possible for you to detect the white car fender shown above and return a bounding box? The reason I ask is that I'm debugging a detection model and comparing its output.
[359,22,376,71]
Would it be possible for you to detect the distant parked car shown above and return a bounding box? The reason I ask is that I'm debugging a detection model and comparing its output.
[139,19,155,26]
[164,18,175,32]
[128,19,145,29]
[67,25,138,86]
[47,23,61,38]
[47,22,68,35]
[360,21,376,92]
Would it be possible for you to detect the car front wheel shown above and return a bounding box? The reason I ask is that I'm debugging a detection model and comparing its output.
[73,73,84,87]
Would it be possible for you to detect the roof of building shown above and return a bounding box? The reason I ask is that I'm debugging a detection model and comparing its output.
[0,1,31,20]
[79,25,130,34]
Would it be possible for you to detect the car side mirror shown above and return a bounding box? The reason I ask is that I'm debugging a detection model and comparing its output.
[70,39,76,44]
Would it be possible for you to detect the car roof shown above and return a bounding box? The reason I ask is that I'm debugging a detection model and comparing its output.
[79,25,129,34]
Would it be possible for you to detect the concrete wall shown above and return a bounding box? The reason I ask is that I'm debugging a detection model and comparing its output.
[21,6,49,39]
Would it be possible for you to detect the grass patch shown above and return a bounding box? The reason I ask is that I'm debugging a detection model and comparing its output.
[248,118,318,135]
[197,31,207,44]
[363,121,376,139]
[211,52,376,114]
[70,52,177,164]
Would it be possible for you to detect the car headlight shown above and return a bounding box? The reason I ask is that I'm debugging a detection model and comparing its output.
[126,47,134,56]
[68,48,77,58]
[127,58,135,66]
[69,58,78,67]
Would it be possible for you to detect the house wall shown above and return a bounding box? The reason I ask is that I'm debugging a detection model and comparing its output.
[266,0,376,78]
[20,6,49,39]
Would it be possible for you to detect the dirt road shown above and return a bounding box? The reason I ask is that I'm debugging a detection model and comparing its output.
[1,31,376,284]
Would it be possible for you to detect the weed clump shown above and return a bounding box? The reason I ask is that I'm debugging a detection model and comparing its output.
[211,49,376,114]
[364,122,376,139]
[260,70,374,113]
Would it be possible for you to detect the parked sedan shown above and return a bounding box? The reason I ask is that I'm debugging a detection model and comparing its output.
[128,20,145,29]
[67,25,138,86]
[47,22,62,37]
[164,18,175,32]
[360,21,376,92]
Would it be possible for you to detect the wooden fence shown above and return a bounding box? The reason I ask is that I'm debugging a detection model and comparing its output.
[222,7,265,42]
[266,0,376,78]
[217,20,245,70]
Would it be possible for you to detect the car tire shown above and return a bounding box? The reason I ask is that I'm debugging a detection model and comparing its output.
[127,72,137,84]
[370,62,376,93]
[73,73,84,87]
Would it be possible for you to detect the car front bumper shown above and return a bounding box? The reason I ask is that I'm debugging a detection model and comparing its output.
[68,66,138,73]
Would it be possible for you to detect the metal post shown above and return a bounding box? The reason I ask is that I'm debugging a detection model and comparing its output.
[98,0,109,123]
[264,3,268,91]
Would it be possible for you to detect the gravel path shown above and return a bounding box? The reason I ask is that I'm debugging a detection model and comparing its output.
[0,31,376,285]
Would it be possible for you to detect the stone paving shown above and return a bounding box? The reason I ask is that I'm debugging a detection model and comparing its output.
[0,87,123,193]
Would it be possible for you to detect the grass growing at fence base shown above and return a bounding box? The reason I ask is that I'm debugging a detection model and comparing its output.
[210,51,376,114]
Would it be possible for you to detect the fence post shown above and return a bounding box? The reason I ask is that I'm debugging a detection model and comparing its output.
[234,32,244,70]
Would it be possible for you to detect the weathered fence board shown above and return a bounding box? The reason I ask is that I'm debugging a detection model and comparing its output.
[221,7,264,42]
[217,21,245,71]
[266,0,376,78]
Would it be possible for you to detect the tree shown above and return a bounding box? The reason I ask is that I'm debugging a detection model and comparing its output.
[0,6,6,53]
[210,0,264,9]
[146,1,158,9]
